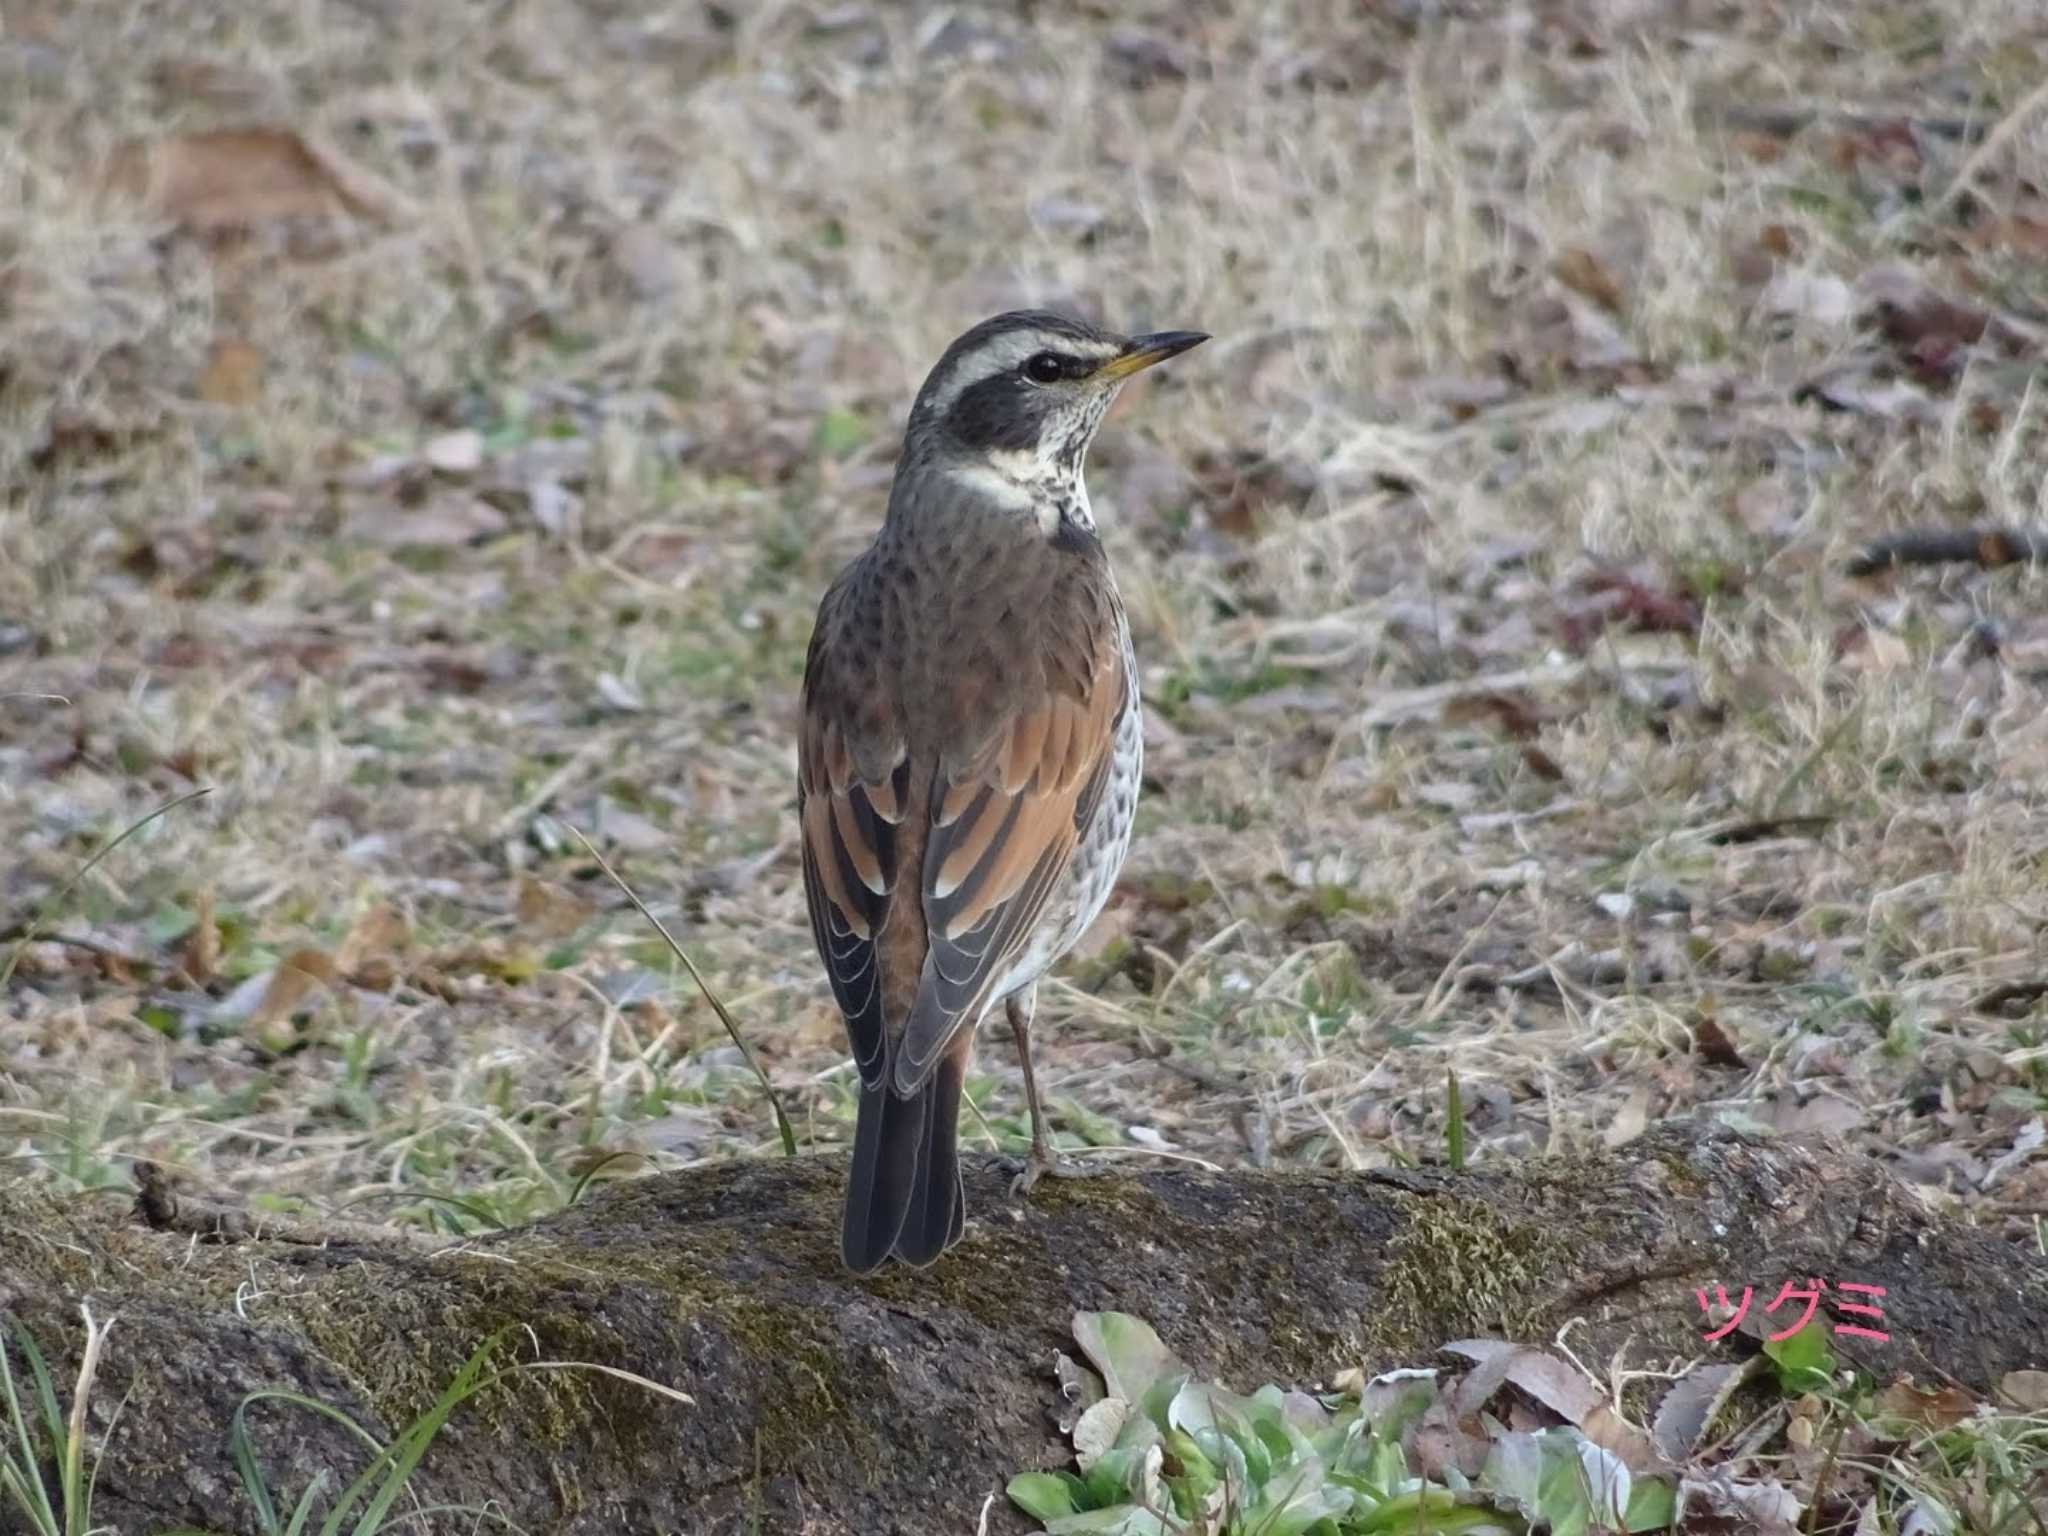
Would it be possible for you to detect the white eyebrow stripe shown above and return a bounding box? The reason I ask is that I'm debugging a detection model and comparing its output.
[919,329,1124,419]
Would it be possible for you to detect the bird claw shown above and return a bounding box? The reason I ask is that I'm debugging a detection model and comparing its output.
[1005,1151,1106,1199]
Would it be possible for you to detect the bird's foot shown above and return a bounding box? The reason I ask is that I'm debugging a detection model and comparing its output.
[1006,1148,1107,1198]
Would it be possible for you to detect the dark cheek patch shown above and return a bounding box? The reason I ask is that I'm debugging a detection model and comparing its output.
[948,374,1043,452]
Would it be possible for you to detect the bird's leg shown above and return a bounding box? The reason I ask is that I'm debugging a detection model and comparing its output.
[1005,988,1101,1196]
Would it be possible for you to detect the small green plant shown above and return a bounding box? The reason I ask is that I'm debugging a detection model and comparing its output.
[1,1306,118,1536]
[1761,1322,1837,1397]
[4,1303,694,1536]
[165,1331,512,1536]
[175,1332,689,1536]
[1009,1312,1676,1535]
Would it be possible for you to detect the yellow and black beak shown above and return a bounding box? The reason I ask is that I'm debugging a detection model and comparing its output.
[1098,329,1210,381]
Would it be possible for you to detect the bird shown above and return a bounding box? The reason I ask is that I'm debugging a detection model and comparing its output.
[797,309,1207,1273]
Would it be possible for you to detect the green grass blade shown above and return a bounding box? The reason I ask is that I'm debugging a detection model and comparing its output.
[282,1475,328,1536]
[229,1395,287,1536]
[0,1319,59,1536]
[0,787,213,990]
[227,1389,385,1535]
[339,1332,504,1536]
[11,1320,65,1464]
[1,1463,59,1536]
[568,1149,640,1205]
[1446,1069,1466,1173]
[234,1391,388,1459]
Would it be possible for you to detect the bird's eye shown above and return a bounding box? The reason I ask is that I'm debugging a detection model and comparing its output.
[1022,352,1065,385]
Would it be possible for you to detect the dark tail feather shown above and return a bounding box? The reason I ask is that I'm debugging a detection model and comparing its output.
[892,1051,966,1267]
[841,1078,928,1274]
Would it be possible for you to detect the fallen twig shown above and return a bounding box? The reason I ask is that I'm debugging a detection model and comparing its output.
[1846,527,2048,575]
[1701,815,1834,846]
[131,1160,449,1250]
[0,928,157,972]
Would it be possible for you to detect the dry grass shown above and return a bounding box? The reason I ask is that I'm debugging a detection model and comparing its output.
[5,0,2048,1265]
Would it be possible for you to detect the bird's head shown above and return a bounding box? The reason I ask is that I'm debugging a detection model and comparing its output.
[895,310,1207,535]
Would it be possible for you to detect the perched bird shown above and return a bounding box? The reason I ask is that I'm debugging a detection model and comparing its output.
[798,310,1207,1273]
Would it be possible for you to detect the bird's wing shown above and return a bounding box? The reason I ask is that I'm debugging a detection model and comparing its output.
[891,606,1129,1094]
[798,603,910,1092]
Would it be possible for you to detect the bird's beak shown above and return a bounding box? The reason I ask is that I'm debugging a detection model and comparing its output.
[1097,330,1210,380]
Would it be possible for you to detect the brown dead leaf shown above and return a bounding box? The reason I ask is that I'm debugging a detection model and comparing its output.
[335,903,409,980]
[1405,1402,1490,1482]
[1443,1340,1667,1474]
[1860,265,2018,355]
[1441,691,1544,740]
[103,127,400,232]
[515,875,593,941]
[249,948,338,1038]
[180,888,220,987]
[197,338,265,407]
[1558,566,1701,654]
[420,651,495,695]
[1874,1379,1977,1432]
[1759,224,1799,259]
[1691,1007,1746,1069]
[1552,246,1626,314]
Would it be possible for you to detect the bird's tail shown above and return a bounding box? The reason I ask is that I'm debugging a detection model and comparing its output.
[841,1052,965,1273]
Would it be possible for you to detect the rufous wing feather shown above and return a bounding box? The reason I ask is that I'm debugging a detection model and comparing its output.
[891,628,1128,1093]
[798,680,906,1089]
